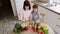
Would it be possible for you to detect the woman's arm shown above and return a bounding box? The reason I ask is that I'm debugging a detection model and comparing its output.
[29,15,32,21]
[18,11,24,21]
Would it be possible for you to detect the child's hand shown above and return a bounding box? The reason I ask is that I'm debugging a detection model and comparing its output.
[36,19,40,23]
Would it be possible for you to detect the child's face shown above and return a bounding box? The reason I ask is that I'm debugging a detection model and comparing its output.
[25,6,29,10]
[33,8,38,12]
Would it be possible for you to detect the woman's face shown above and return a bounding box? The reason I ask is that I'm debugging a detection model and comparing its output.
[25,6,29,10]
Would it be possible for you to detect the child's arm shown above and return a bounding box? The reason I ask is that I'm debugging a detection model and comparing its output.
[36,11,41,23]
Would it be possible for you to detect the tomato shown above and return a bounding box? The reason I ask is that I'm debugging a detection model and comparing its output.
[25,26,29,31]
[37,30,42,33]
[41,32,44,34]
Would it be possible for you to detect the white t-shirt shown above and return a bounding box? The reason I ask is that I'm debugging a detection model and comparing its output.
[19,10,32,21]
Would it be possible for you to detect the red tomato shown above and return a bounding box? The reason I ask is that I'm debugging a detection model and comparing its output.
[41,32,44,34]
[32,26,35,29]
[25,26,29,31]
[33,29,36,32]
[37,30,42,33]
[38,33,41,34]
[32,26,37,32]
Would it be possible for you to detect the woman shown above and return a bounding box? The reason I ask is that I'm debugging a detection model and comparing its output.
[19,0,31,24]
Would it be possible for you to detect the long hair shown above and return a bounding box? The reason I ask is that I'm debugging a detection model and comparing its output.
[23,0,31,10]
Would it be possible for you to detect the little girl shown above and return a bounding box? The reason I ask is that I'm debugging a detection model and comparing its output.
[31,4,40,23]
[19,0,31,24]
